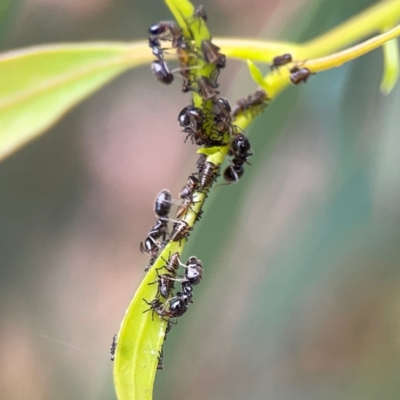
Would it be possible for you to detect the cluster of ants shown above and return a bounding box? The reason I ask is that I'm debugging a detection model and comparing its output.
[110,4,313,369]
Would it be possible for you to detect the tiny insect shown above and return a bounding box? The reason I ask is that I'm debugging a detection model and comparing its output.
[197,76,219,100]
[149,272,176,299]
[154,189,172,219]
[229,133,253,164]
[178,106,206,144]
[160,252,181,274]
[143,292,191,321]
[110,334,117,361]
[231,89,269,119]
[151,59,174,85]
[196,154,207,172]
[148,37,164,60]
[199,161,219,190]
[176,195,200,219]
[290,66,312,85]
[223,162,245,184]
[201,39,226,69]
[157,348,164,370]
[213,97,232,135]
[149,21,183,49]
[180,174,199,199]
[170,220,192,242]
[270,53,292,71]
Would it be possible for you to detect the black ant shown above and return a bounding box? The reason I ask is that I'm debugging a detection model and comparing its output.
[143,292,191,322]
[151,59,174,85]
[270,53,292,71]
[154,189,172,219]
[149,21,184,49]
[178,105,207,144]
[141,189,173,271]
[290,66,313,85]
[222,133,253,185]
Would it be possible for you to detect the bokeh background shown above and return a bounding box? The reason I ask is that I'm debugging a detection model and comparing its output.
[1,0,400,399]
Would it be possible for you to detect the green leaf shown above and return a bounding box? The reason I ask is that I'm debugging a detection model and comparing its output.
[247,59,266,87]
[380,37,399,95]
[0,41,150,160]
[113,244,180,400]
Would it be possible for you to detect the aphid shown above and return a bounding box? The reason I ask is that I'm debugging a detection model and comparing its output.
[290,66,312,85]
[180,174,199,199]
[110,334,117,361]
[199,161,219,190]
[201,39,226,69]
[154,189,172,219]
[223,162,245,184]
[231,89,269,119]
[157,349,164,370]
[196,154,207,172]
[170,220,192,242]
[143,298,164,320]
[151,60,174,85]
[149,273,175,299]
[160,252,181,274]
[176,195,199,219]
[149,21,183,49]
[197,76,219,100]
[270,53,292,71]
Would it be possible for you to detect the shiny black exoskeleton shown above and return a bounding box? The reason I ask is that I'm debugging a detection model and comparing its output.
[151,60,174,85]
[148,37,164,59]
[154,189,172,218]
[223,162,245,183]
[229,133,253,163]
[149,21,183,49]
[178,106,205,144]
[213,97,232,136]
[290,66,312,85]
[223,133,254,185]
[270,53,292,71]
[142,190,173,271]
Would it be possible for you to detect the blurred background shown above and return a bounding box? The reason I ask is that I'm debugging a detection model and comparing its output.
[1,0,400,399]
